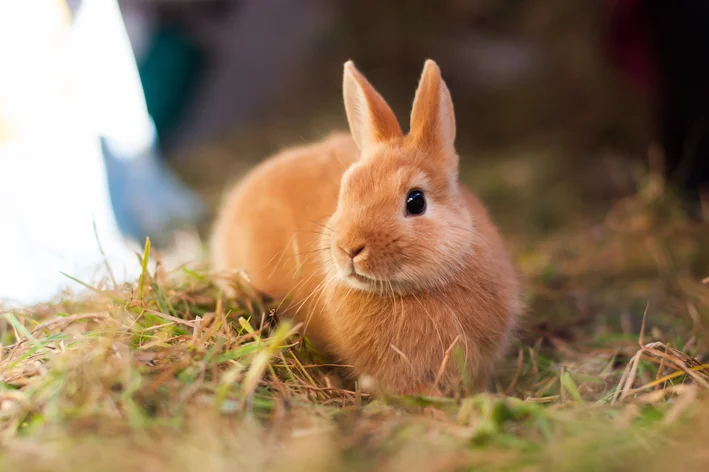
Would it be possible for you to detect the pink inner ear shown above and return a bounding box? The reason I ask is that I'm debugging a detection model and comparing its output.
[343,63,403,150]
[409,62,456,151]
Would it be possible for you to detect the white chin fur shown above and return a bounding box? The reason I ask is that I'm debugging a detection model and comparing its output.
[338,273,377,292]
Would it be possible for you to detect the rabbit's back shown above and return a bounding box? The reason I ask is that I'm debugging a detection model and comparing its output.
[211,132,358,342]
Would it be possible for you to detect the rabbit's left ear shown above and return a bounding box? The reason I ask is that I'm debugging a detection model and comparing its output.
[343,60,403,151]
[409,60,456,153]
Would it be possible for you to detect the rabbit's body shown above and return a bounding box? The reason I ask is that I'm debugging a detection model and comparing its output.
[211,132,358,345]
[212,60,522,395]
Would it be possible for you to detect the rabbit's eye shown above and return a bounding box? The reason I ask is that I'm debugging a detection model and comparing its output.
[405,190,426,216]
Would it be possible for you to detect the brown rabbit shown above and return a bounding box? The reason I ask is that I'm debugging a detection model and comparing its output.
[211,60,522,395]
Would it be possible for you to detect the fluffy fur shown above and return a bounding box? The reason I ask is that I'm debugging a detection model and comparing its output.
[211,59,523,395]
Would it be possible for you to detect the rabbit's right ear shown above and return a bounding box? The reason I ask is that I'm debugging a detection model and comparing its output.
[343,61,403,150]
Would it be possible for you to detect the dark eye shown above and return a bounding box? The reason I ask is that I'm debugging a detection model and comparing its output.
[405,190,426,216]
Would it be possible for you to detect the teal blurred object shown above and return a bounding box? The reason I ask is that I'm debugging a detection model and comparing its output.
[101,23,206,247]
[96,19,206,246]
[137,25,204,144]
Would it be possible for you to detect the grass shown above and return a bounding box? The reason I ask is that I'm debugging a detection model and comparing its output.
[1,145,709,471]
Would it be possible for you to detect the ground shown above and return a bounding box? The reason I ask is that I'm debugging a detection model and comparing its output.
[1,124,708,471]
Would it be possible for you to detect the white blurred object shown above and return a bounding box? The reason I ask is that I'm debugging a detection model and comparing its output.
[72,0,155,158]
[0,0,165,307]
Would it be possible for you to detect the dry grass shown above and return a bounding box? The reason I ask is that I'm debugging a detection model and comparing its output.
[2,146,709,471]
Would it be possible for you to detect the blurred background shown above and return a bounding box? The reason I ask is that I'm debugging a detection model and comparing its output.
[122,0,707,227]
[1,0,708,305]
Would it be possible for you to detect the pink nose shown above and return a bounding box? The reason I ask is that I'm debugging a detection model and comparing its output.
[340,244,366,259]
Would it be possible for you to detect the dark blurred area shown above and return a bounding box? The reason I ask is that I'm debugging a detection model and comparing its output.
[2,0,706,306]
[121,0,709,220]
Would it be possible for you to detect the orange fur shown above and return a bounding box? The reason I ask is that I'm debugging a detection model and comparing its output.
[211,60,523,394]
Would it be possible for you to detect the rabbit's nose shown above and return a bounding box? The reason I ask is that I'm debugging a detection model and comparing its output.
[340,244,366,259]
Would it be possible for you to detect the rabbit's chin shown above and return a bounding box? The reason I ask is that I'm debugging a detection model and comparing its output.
[338,273,379,292]
[335,270,425,295]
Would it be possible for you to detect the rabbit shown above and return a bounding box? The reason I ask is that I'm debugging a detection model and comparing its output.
[211,59,523,395]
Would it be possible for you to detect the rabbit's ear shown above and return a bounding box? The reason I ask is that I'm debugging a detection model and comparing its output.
[409,60,456,153]
[343,61,403,150]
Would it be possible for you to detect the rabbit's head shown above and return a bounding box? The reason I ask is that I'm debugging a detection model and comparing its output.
[324,60,476,293]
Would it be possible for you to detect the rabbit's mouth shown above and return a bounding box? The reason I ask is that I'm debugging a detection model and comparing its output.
[349,271,373,284]
[329,245,401,292]
[345,269,412,294]
[344,271,417,295]
[340,268,381,291]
